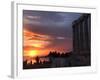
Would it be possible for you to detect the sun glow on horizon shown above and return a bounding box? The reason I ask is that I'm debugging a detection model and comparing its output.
[29,50,38,57]
[23,29,70,62]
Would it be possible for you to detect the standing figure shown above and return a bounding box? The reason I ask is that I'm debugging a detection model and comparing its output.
[35,56,39,64]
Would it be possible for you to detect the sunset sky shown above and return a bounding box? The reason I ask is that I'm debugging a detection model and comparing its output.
[23,10,82,61]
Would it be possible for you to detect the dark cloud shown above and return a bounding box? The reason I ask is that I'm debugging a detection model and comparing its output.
[24,24,72,38]
[23,10,82,52]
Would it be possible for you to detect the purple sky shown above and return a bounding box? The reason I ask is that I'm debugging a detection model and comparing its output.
[23,10,82,52]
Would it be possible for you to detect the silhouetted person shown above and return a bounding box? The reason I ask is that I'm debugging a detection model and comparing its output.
[39,60,42,64]
[30,61,32,65]
[35,56,39,64]
[23,60,27,65]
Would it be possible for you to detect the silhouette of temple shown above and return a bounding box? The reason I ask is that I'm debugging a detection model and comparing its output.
[71,14,91,66]
[72,14,91,54]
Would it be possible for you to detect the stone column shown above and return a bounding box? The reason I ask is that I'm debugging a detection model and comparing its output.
[72,24,76,53]
[84,15,89,51]
[87,14,91,51]
[79,18,84,53]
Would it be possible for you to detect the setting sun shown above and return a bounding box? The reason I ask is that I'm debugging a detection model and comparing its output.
[29,50,37,57]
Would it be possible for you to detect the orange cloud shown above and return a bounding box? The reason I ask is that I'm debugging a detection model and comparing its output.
[23,29,53,58]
